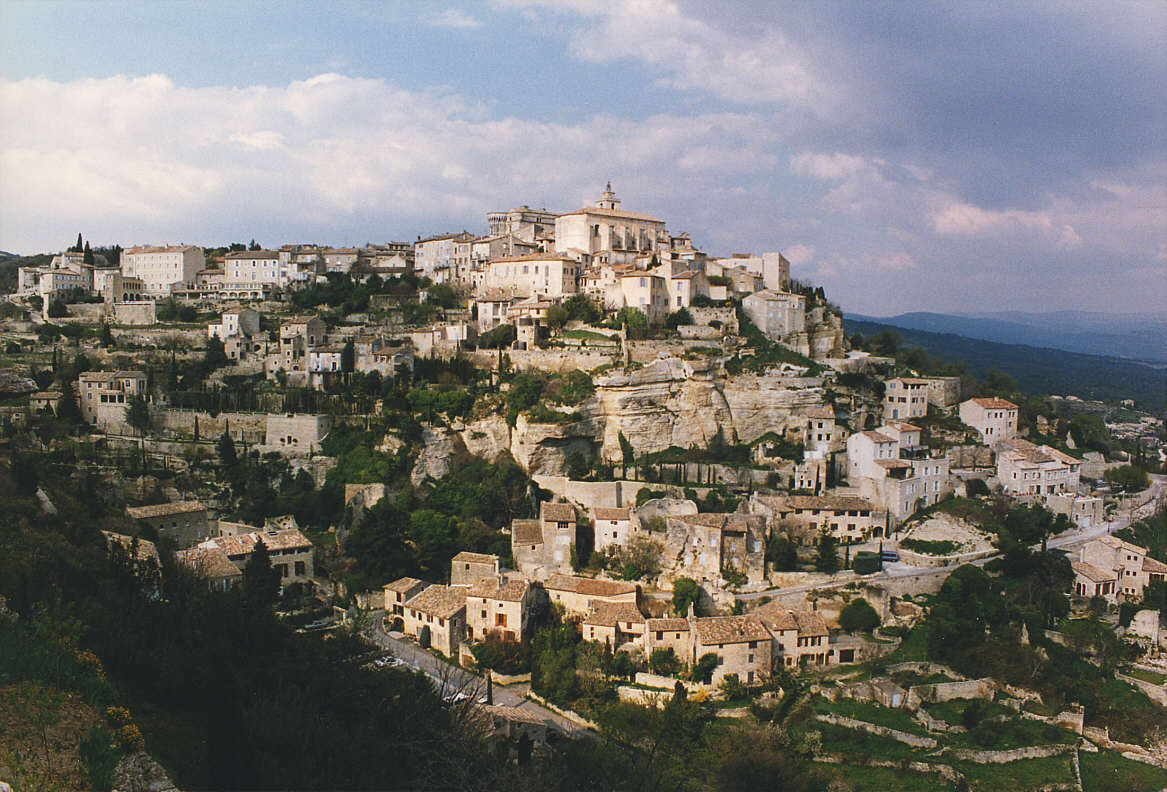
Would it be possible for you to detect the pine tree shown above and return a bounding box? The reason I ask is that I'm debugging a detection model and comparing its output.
[83,241,94,266]
[217,431,237,467]
[243,538,281,607]
[815,533,840,573]
[73,232,83,252]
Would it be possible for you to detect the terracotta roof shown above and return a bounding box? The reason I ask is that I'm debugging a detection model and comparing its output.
[126,501,205,519]
[892,378,931,385]
[646,618,689,632]
[453,551,498,566]
[225,250,278,260]
[674,513,762,532]
[200,528,311,556]
[405,584,467,619]
[583,601,645,628]
[102,531,159,563]
[692,615,770,645]
[467,575,530,602]
[874,459,913,470]
[882,421,922,433]
[593,507,631,522]
[176,547,243,580]
[483,705,546,725]
[1095,535,1144,554]
[860,431,896,443]
[1142,556,1167,575]
[968,397,1018,410]
[511,519,543,545]
[490,253,578,264]
[541,502,576,523]
[771,494,873,512]
[384,576,425,594]
[1072,560,1116,583]
[123,245,200,254]
[545,575,636,598]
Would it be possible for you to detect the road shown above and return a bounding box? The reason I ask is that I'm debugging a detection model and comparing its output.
[367,612,588,736]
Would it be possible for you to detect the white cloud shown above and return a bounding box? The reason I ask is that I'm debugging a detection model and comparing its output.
[790,152,866,181]
[499,0,827,109]
[430,9,483,29]
[783,243,814,269]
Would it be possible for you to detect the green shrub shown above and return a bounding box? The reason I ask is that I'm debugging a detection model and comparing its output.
[80,726,123,792]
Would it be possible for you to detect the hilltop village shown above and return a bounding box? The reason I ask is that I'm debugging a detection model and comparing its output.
[1,186,1165,791]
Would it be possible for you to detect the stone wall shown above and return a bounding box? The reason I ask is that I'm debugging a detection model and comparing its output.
[468,348,617,373]
[152,407,267,443]
[112,301,157,326]
[946,444,995,469]
[815,713,937,748]
[906,678,995,708]
[944,743,1074,763]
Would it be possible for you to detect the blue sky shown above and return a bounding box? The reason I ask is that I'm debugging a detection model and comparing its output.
[1,0,1164,315]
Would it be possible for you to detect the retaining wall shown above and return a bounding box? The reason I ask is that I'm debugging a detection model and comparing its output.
[815,713,937,749]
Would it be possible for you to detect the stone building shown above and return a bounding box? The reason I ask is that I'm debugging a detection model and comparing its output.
[690,616,771,685]
[175,546,243,591]
[644,618,692,659]
[752,603,834,668]
[125,501,209,548]
[582,601,647,648]
[1078,535,1167,601]
[592,507,634,553]
[662,513,766,585]
[383,577,427,626]
[465,575,536,642]
[510,502,578,577]
[120,244,204,294]
[996,439,1081,498]
[77,370,148,430]
[959,397,1019,446]
[264,413,331,454]
[554,184,668,259]
[451,551,501,587]
[748,493,881,545]
[482,254,582,300]
[543,575,637,619]
[193,527,315,587]
[742,289,806,340]
[403,584,467,657]
[883,378,929,421]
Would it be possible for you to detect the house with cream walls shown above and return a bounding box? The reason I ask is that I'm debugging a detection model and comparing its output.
[121,245,204,294]
[959,397,1019,445]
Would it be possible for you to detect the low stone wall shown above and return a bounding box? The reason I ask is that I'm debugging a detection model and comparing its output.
[526,691,599,732]
[633,672,711,697]
[815,713,937,749]
[897,546,996,569]
[1116,671,1167,706]
[886,662,966,680]
[491,671,531,686]
[944,743,1074,763]
[617,685,668,707]
[152,407,267,443]
[468,348,618,373]
[906,678,995,708]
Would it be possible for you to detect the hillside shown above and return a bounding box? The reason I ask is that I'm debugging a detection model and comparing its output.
[843,318,1166,412]
[849,310,1167,363]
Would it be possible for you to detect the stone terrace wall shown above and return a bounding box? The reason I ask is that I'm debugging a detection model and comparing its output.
[468,348,618,373]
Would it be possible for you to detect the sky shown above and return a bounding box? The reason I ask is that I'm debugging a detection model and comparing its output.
[0,0,1164,316]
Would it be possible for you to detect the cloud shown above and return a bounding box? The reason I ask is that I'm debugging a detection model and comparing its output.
[783,244,814,269]
[790,152,866,181]
[430,9,483,29]
[930,200,1082,250]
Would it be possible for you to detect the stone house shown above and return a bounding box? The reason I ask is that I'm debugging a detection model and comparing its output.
[193,527,315,587]
[208,307,260,345]
[175,546,243,591]
[804,405,842,455]
[644,618,691,659]
[691,616,771,685]
[544,575,638,619]
[553,184,667,258]
[1070,561,1117,601]
[465,575,535,642]
[510,502,578,577]
[264,413,331,454]
[451,552,501,587]
[883,378,929,421]
[383,577,427,625]
[29,391,61,414]
[77,370,148,429]
[662,513,766,584]
[120,244,204,294]
[277,317,326,373]
[403,584,467,657]
[752,603,834,668]
[996,439,1081,499]
[1078,535,1167,601]
[592,507,634,553]
[959,397,1019,446]
[582,601,647,648]
[482,254,582,300]
[125,501,209,548]
[748,493,881,545]
[742,289,807,340]
[847,425,951,525]
[481,705,548,747]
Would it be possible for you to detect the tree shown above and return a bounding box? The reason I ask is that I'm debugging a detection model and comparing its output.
[838,598,880,633]
[692,652,718,684]
[766,534,799,571]
[671,577,701,616]
[649,647,681,676]
[27,295,43,312]
[73,232,83,252]
[1104,464,1150,493]
[83,241,94,266]
[814,533,839,573]
[545,303,570,330]
[248,238,261,251]
[56,389,82,424]
[99,322,114,347]
[204,337,228,371]
[243,539,281,608]
[618,431,636,479]
[341,340,355,375]
[124,395,150,436]
[616,306,647,330]
[47,299,68,318]
[664,308,693,330]
[217,431,238,467]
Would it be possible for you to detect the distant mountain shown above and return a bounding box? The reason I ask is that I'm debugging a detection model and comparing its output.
[842,318,1167,412]
[848,310,1167,363]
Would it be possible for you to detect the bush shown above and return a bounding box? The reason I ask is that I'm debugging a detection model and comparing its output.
[838,598,880,633]
[719,672,746,700]
[693,652,718,684]
[80,726,123,792]
[419,625,431,650]
[965,478,991,497]
[851,552,881,575]
[649,647,681,677]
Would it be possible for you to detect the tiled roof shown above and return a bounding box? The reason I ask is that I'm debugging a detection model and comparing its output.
[201,528,311,556]
[593,507,631,522]
[805,406,836,419]
[225,250,278,259]
[123,245,200,254]
[1072,560,1116,583]
[453,551,498,566]
[482,704,546,725]
[860,431,896,443]
[541,502,576,523]
[752,602,827,635]
[1141,556,1167,575]
[646,618,689,632]
[882,421,922,433]
[583,601,645,628]
[176,547,243,580]
[561,206,664,223]
[405,584,467,619]
[874,459,913,470]
[772,494,873,512]
[101,531,159,563]
[490,253,578,264]
[384,576,425,594]
[692,615,770,645]
[467,575,530,602]
[674,513,762,532]
[969,397,1018,410]
[511,519,543,545]
[545,575,636,598]
[126,500,205,519]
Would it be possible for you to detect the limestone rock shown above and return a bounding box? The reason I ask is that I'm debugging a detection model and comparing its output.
[0,369,36,395]
[509,414,600,475]
[460,415,511,462]
[111,751,178,792]
[411,424,470,487]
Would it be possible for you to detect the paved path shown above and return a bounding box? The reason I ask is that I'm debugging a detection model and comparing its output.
[367,613,588,736]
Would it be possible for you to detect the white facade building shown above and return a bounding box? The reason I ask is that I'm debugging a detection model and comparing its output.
[959,397,1019,445]
[121,245,204,294]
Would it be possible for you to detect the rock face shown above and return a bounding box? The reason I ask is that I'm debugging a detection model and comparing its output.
[593,358,827,462]
[111,751,178,792]
[0,369,36,395]
[411,425,471,486]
